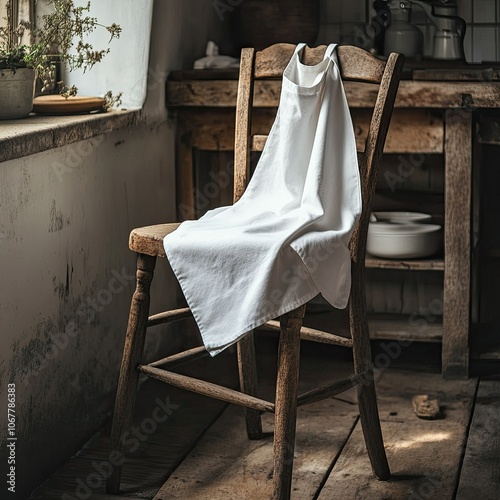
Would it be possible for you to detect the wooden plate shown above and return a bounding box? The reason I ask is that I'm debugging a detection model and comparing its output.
[32,95,105,115]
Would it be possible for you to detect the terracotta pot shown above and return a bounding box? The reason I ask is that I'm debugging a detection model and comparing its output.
[0,68,36,119]
[235,0,321,50]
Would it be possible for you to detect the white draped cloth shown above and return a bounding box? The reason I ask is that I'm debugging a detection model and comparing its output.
[164,44,361,355]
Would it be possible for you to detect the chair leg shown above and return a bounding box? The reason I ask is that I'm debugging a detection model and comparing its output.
[237,332,263,439]
[272,305,306,500]
[349,265,390,481]
[106,253,157,494]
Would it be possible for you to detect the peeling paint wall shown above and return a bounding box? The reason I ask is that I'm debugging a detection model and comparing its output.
[0,1,229,497]
[0,125,177,498]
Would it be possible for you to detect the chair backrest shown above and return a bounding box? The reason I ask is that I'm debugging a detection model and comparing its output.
[233,43,404,264]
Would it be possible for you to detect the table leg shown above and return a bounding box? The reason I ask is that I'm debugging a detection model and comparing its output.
[442,109,472,378]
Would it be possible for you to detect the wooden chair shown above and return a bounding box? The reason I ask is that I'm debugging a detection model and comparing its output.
[106,44,404,499]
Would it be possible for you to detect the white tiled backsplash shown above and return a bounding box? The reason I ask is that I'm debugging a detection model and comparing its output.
[317,0,500,63]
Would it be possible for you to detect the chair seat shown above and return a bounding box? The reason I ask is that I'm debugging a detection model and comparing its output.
[129,223,180,257]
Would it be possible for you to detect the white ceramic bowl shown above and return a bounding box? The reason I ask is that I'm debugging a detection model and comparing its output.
[367,222,442,259]
[372,211,432,224]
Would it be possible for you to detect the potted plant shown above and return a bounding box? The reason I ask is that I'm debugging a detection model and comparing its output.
[0,0,121,119]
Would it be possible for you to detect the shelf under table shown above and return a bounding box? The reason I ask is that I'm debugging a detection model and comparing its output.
[365,256,445,271]
[368,313,443,343]
[303,308,443,344]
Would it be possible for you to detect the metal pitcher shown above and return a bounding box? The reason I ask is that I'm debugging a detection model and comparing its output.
[384,0,424,58]
[411,0,466,60]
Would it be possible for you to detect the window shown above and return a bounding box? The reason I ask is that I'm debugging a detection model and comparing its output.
[62,1,154,109]
[0,0,33,45]
[2,0,154,109]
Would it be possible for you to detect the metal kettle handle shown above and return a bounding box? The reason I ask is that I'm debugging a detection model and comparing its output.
[455,16,466,42]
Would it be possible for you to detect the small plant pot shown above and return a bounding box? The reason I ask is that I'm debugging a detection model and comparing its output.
[0,68,36,119]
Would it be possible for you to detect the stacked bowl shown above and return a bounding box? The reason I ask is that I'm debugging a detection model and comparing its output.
[367,212,442,259]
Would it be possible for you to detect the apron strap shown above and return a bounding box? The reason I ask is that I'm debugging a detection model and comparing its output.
[294,43,307,55]
[294,43,339,65]
[324,43,339,65]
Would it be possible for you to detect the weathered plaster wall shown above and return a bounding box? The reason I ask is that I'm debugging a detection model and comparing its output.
[0,1,229,497]
[0,125,175,498]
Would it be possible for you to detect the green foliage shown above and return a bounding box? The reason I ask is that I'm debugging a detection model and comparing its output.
[0,0,121,95]
[0,45,29,70]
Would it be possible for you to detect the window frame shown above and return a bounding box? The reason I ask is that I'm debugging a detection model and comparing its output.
[1,0,34,46]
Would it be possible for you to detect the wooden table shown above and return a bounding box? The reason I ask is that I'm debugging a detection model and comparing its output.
[167,69,500,378]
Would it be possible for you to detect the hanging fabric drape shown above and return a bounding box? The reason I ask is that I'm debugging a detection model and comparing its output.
[164,43,361,355]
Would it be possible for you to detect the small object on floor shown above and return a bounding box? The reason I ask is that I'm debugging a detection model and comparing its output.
[412,394,441,419]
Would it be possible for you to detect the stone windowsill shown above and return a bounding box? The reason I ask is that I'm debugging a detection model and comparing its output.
[0,109,143,164]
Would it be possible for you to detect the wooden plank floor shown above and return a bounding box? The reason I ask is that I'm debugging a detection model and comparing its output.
[30,336,500,500]
[455,380,500,500]
[29,350,240,500]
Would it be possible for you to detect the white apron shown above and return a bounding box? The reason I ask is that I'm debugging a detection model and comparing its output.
[164,43,361,355]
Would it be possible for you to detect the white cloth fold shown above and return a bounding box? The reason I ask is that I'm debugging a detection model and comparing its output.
[164,43,361,355]
[193,41,240,69]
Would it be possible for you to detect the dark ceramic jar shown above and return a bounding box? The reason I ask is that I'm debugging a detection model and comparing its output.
[235,0,321,50]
